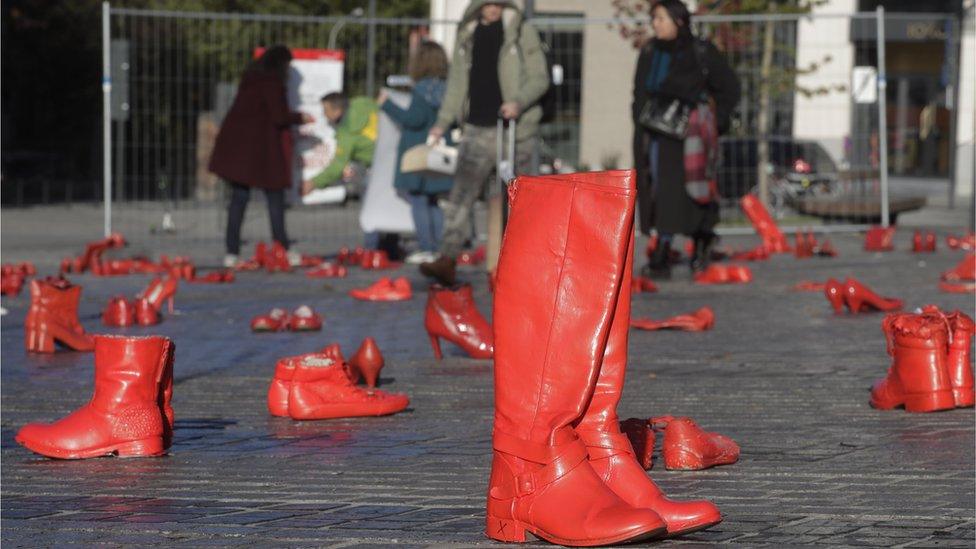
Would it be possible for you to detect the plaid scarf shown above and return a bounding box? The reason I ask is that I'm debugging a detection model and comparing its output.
[684,103,719,204]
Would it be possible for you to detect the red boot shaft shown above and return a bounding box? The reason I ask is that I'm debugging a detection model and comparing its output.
[424,284,493,359]
[947,312,975,407]
[16,335,171,458]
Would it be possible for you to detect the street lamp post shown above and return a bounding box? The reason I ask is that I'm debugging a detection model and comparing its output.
[328,7,364,51]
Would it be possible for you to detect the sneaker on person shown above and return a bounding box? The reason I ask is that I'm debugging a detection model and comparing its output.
[223,254,239,268]
[287,249,302,268]
[405,251,437,265]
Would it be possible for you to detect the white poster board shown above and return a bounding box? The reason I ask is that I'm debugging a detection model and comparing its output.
[851,66,878,104]
[359,89,415,234]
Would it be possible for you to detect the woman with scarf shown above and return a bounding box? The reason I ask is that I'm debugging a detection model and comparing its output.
[632,0,740,279]
[378,41,453,265]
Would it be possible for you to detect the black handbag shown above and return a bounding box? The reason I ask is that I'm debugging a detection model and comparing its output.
[637,39,708,139]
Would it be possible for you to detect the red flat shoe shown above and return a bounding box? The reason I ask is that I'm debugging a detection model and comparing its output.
[939,281,976,294]
[631,306,714,332]
[286,353,409,420]
[793,280,825,292]
[102,296,136,327]
[864,225,895,252]
[727,264,753,283]
[288,305,323,331]
[349,277,412,301]
[620,418,655,469]
[251,307,289,332]
[843,277,902,313]
[942,253,976,282]
[631,276,658,293]
[306,263,347,278]
[653,416,740,471]
[349,337,383,388]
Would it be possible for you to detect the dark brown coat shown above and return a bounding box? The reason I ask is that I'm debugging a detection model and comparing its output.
[208,70,303,190]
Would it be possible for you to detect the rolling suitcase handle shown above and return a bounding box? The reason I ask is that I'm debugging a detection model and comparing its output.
[496,118,517,186]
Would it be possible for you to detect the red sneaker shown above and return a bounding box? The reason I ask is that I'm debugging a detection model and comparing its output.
[287,305,323,332]
[349,277,412,301]
[251,307,289,332]
[286,353,409,420]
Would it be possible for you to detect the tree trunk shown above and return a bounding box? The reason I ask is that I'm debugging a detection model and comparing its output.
[756,18,775,208]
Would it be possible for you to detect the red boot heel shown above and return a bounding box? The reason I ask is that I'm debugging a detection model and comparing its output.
[485,516,528,543]
[25,329,55,353]
[903,390,956,413]
[429,335,443,360]
[115,436,165,457]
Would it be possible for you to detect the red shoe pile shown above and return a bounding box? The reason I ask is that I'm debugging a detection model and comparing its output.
[864,226,896,252]
[912,230,937,253]
[824,277,902,314]
[349,277,412,301]
[250,305,323,332]
[60,233,127,274]
[946,233,976,251]
[266,349,408,420]
[102,276,179,327]
[2,262,35,296]
[740,194,790,253]
[620,417,740,471]
[25,276,95,353]
[424,283,493,359]
[631,306,714,332]
[16,335,175,458]
[305,263,348,278]
[870,307,974,412]
[235,241,292,272]
[693,264,752,284]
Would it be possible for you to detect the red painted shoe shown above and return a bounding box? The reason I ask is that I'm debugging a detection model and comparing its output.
[793,280,826,292]
[939,281,976,294]
[287,353,409,420]
[740,194,790,253]
[318,342,357,383]
[457,245,487,266]
[306,263,347,278]
[631,306,715,332]
[287,305,323,332]
[102,296,136,327]
[24,278,94,353]
[942,253,976,282]
[360,249,400,270]
[870,311,955,412]
[620,418,655,470]
[134,298,160,326]
[138,276,178,314]
[923,306,976,408]
[190,269,235,283]
[654,416,740,471]
[631,276,659,293]
[694,264,751,284]
[2,272,24,296]
[268,355,296,417]
[815,238,838,257]
[843,277,902,313]
[15,335,172,459]
[794,231,812,258]
[730,245,770,261]
[251,307,289,332]
[864,225,895,252]
[824,278,846,313]
[349,277,412,301]
[424,283,493,359]
[265,241,292,272]
[946,233,976,251]
[349,337,384,388]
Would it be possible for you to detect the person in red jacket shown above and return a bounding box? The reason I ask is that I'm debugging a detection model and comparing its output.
[209,45,312,268]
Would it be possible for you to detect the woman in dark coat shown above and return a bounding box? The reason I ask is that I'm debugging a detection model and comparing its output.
[209,45,311,267]
[632,0,740,278]
[377,40,453,264]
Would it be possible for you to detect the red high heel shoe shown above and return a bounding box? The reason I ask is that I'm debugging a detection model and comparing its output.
[349,337,384,389]
[424,283,493,359]
[864,226,895,252]
[740,194,790,253]
[287,305,323,331]
[870,311,955,412]
[251,307,289,332]
[349,277,412,301]
[135,297,160,326]
[794,231,812,258]
[654,416,740,471]
[631,306,714,332]
[823,278,846,313]
[24,278,94,353]
[102,296,136,327]
[815,238,838,257]
[16,335,172,459]
[843,277,902,313]
[942,253,975,282]
[138,276,178,314]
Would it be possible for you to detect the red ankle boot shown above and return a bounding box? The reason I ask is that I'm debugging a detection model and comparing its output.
[16,335,173,458]
[824,278,846,313]
[25,278,94,353]
[287,353,409,420]
[946,310,975,407]
[870,312,955,412]
[349,337,384,388]
[102,296,136,327]
[424,284,493,359]
[843,277,902,313]
[656,417,740,471]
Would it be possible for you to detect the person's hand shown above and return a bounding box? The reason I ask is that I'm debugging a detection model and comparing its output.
[342,165,356,181]
[301,180,314,196]
[376,89,389,106]
[428,126,444,143]
[300,113,315,124]
[500,101,521,120]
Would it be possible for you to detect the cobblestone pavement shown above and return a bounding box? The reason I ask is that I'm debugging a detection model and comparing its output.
[2,228,974,547]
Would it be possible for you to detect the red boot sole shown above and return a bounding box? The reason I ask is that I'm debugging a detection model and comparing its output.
[485,515,667,546]
[16,436,164,459]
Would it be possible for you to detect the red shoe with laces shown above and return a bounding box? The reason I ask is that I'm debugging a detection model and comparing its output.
[349,337,384,388]
[286,353,409,420]
[654,416,740,471]
[631,306,714,332]
[287,305,323,331]
[349,277,412,301]
[102,296,136,327]
[251,307,289,332]
[921,306,975,408]
[870,311,955,412]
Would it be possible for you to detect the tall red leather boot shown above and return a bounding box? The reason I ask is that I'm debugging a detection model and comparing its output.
[870,312,955,412]
[16,335,172,458]
[576,221,722,537]
[488,170,667,546]
[740,194,789,253]
[25,278,94,353]
[946,311,975,407]
[349,337,384,388]
[424,284,493,359]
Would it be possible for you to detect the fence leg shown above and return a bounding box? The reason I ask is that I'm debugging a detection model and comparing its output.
[876,6,890,227]
[102,1,113,237]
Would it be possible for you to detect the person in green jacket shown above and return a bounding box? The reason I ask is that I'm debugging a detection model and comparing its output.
[419,0,549,286]
[301,92,378,195]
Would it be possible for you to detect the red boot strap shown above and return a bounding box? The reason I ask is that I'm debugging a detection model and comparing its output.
[576,430,634,457]
[490,437,588,499]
